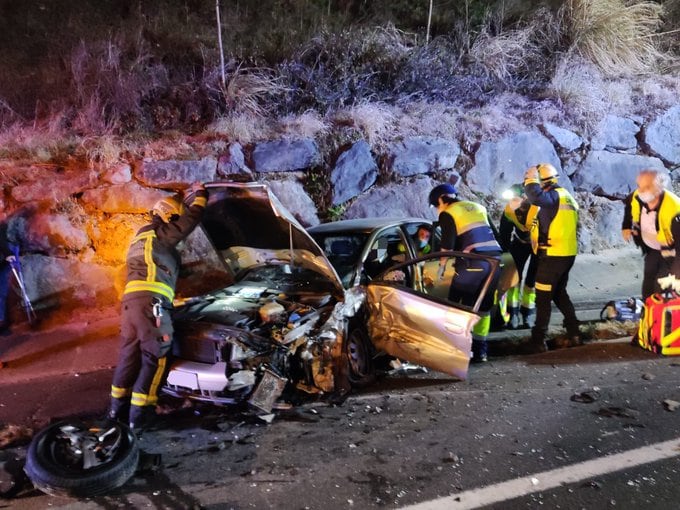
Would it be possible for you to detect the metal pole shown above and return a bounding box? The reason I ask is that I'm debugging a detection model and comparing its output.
[216,0,226,89]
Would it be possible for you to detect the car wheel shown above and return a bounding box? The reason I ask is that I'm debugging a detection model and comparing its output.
[24,419,139,498]
[345,327,376,388]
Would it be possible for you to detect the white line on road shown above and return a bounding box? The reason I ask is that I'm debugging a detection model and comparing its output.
[401,437,680,510]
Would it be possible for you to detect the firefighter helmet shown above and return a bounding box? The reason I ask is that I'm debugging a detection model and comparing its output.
[152,195,184,223]
[428,183,458,207]
[537,163,558,182]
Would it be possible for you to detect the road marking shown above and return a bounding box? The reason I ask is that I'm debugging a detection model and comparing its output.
[401,437,680,510]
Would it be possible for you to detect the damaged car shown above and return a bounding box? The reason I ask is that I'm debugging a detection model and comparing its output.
[163,182,499,412]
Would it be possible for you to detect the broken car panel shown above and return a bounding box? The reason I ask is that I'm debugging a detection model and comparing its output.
[163,182,497,412]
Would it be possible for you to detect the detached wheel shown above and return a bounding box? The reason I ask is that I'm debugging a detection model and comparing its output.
[345,327,376,388]
[24,419,139,497]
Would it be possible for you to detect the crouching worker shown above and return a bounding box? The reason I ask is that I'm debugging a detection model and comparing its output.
[429,183,502,363]
[109,183,208,430]
[622,169,680,298]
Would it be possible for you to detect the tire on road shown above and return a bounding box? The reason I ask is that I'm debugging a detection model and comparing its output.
[345,326,376,388]
[24,419,139,498]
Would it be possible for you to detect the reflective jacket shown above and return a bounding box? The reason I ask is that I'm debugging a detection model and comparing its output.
[628,189,680,251]
[499,200,539,250]
[442,201,501,254]
[123,190,207,303]
[525,182,578,256]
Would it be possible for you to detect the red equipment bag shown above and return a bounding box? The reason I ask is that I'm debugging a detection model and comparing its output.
[636,292,680,355]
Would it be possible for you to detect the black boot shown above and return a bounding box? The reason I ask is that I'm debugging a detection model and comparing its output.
[471,339,488,363]
[519,306,535,329]
[107,399,130,424]
[507,307,520,330]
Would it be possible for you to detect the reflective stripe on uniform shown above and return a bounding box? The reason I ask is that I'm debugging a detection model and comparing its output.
[192,196,207,208]
[521,285,536,308]
[124,280,175,301]
[472,314,491,337]
[630,189,680,247]
[147,357,167,406]
[464,240,501,253]
[131,392,148,407]
[111,385,131,399]
[535,282,552,292]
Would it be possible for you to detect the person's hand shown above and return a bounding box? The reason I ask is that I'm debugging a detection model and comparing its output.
[658,274,676,290]
[188,182,205,194]
[5,255,16,263]
[524,166,538,180]
[622,229,632,242]
[437,263,446,281]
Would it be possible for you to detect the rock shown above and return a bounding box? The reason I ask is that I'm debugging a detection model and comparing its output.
[344,176,437,220]
[590,115,639,152]
[265,179,320,227]
[102,163,132,184]
[10,168,99,205]
[217,143,253,178]
[662,399,680,412]
[19,254,118,310]
[644,105,680,165]
[387,136,460,176]
[86,214,148,265]
[22,213,90,254]
[467,131,569,195]
[572,151,666,199]
[331,140,378,205]
[81,183,170,214]
[576,193,626,253]
[252,138,321,173]
[136,157,218,188]
[641,373,655,381]
[540,123,583,152]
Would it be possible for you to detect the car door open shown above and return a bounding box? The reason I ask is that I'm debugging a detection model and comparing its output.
[365,252,500,380]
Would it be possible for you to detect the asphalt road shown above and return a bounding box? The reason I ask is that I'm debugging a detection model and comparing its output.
[2,339,680,509]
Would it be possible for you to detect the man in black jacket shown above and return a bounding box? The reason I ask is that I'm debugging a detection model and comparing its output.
[109,183,208,430]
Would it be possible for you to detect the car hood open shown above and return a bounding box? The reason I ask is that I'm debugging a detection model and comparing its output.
[201,182,344,296]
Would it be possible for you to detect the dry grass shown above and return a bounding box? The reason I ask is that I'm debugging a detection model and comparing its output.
[469,23,541,82]
[548,54,609,129]
[331,102,399,149]
[565,0,667,76]
[218,67,288,118]
[278,110,330,139]
[208,112,273,144]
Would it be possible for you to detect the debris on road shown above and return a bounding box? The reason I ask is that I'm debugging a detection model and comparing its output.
[570,390,600,403]
[662,399,680,412]
[641,373,655,381]
[595,407,639,419]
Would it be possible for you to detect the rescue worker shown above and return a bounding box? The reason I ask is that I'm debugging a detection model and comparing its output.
[498,184,538,329]
[429,183,502,363]
[621,169,680,299]
[108,183,208,430]
[522,164,580,354]
[0,217,11,334]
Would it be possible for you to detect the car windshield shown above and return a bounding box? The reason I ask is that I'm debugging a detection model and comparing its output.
[310,233,369,288]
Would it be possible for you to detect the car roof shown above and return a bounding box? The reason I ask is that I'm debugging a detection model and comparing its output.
[308,217,431,235]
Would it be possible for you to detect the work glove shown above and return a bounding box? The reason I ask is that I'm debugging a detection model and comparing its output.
[5,255,15,263]
[622,229,632,242]
[657,274,680,293]
[437,263,446,281]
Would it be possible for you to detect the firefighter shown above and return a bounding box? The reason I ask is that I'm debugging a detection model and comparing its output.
[498,184,538,329]
[0,216,11,334]
[429,183,502,363]
[108,183,208,430]
[622,168,680,298]
[522,164,580,354]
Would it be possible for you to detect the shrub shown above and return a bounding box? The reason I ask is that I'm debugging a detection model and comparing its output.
[564,0,667,75]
